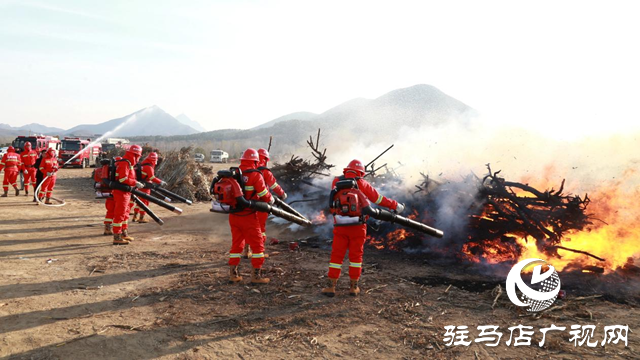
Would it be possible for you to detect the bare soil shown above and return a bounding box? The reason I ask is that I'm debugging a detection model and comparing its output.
[0,168,638,359]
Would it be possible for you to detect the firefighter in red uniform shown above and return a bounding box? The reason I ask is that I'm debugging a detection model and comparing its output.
[95,157,120,235]
[132,152,165,223]
[248,148,287,256]
[20,142,38,196]
[38,148,59,204]
[0,146,22,197]
[228,148,274,284]
[112,145,144,245]
[322,159,404,297]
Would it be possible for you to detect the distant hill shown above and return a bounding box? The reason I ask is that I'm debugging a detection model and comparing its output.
[252,111,317,130]
[251,85,474,140]
[0,123,64,135]
[65,106,200,137]
[128,84,475,155]
[175,114,207,132]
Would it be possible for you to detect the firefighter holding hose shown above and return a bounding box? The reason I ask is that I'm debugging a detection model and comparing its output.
[38,148,59,204]
[112,145,144,245]
[20,142,38,196]
[322,159,405,297]
[132,152,166,224]
[0,146,22,197]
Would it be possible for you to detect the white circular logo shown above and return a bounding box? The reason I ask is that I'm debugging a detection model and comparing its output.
[506,258,561,312]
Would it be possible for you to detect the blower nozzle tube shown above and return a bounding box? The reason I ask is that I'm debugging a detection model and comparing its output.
[108,181,183,214]
[145,182,193,205]
[363,206,444,238]
[132,194,164,225]
[273,197,309,221]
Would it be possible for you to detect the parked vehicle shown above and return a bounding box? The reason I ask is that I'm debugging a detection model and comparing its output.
[194,153,205,163]
[210,150,229,163]
[58,137,102,168]
[12,135,61,155]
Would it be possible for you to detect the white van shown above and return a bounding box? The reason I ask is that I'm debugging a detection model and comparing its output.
[210,150,229,163]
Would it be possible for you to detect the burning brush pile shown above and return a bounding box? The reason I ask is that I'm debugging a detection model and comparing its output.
[273,130,639,277]
[363,164,640,277]
[156,146,214,202]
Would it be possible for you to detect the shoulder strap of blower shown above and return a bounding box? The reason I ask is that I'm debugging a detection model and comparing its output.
[336,175,360,189]
[241,168,263,198]
[108,158,130,182]
[135,163,143,180]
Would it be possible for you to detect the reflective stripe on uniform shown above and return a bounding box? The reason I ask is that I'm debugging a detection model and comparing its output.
[257,189,268,197]
[141,171,147,176]
[349,262,362,268]
[329,262,342,269]
[113,223,122,227]
[262,232,267,237]
[119,177,128,183]
[229,253,242,258]
[149,176,156,181]
[104,218,113,223]
[270,182,279,190]
[245,186,255,191]
[375,194,384,204]
[252,253,265,258]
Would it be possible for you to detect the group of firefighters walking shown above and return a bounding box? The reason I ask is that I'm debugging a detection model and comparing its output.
[0,143,59,203]
[4,140,406,298]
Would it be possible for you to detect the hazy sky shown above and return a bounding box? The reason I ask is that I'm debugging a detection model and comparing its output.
[1,0,638,138]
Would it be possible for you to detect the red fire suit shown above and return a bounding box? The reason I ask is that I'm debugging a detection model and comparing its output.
[228,162,273,269]
[112,156,137,235]
[20,149,38,192]
[1,151,21,193]
[257,163,286,243]
[134,161,162,216]
[95,165,115,225]
[38,154,59,199]
[328,173,399,280]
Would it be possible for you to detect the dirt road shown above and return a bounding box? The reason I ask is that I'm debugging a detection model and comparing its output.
[0,168,637,359]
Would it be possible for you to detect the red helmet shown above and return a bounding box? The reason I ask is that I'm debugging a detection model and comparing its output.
[344,159,365,176]
[24,142,32,150]
[258,148,270,160]
[7,146,14,153]
[241,148,259,161]
[46,148,56,157]
[146,152,158,162]
[128,144,142,156]
[114,156,122,161]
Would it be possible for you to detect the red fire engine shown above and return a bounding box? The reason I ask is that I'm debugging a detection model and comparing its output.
[12,135,61,155]
[58,137,102,168]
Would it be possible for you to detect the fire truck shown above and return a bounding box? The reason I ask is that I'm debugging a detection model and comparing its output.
[100,138,130,153]
[58,137,102,168]
[12,135,61,155]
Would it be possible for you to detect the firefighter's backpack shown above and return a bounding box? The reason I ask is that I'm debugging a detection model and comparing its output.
[329,177,366,217]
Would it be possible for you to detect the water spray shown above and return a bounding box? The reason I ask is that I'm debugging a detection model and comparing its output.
[62,109,148,166]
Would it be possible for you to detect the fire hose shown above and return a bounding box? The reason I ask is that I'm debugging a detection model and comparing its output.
[273,197,309,222]
[210,197,312,226]
[362,206,444,238]
[35,175,67,207]
[144,182,192,205]
[108,181,183,215]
